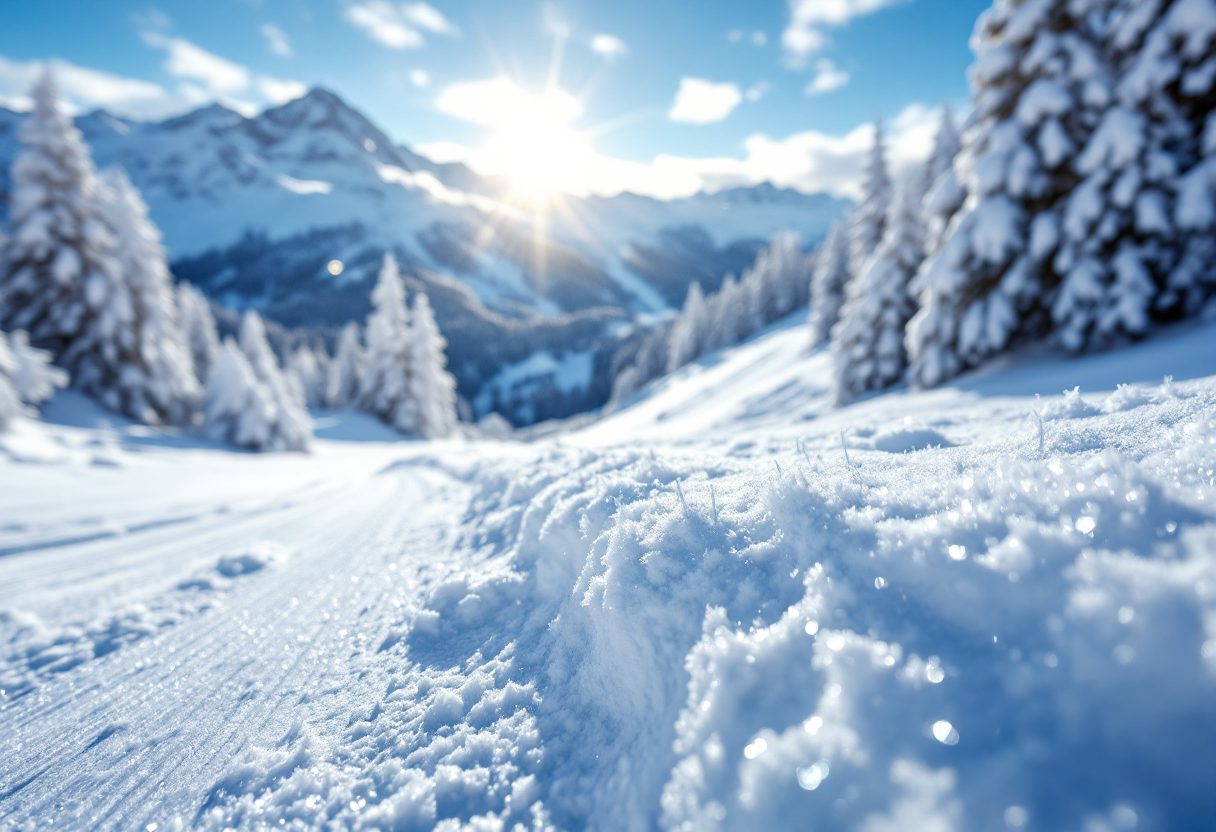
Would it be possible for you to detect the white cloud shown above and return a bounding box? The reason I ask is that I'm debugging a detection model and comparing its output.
[436,76,581,128]
[261,24,293,57]
[805,58,850,95]
[142,32,251,95]
[0,53,183,119]
[783,0,908,63]
[409,68,431,88]
[344,1,423,48]
[751,30,768,46]
[591,34,627,59]
[668,78,742,125]
[343,1,458,48]
[0,39,307,122]
[257,75,307,104]
[402,2,459,35]
[727,29,743,43]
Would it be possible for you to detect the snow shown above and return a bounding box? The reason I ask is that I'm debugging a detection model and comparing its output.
[274,173,333,196]
[2,317,1216,830]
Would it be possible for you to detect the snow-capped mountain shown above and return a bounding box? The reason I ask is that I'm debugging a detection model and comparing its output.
[0,89,846,319]
[0,89,847,422]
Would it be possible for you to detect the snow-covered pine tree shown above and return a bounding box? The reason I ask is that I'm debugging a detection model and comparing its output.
[407,293,458,439]
[808,221,851,347]
[0,71,112,356]
[609,320,674,405]
[832,169,927,403]
[326,322,365,408]
[921,105,964,258]
[849,118,892,275]
[0,74,199,425]
[742,253,778,333]
[91,168,200,424]
[177,282,220,385]
[0,329,67,431]
[709,275,749,350]
[667,282,709,373]
[907,0,1110,388]
[359,253,417,433]
[236,310,312,450]
[287,343,329,410]
[204,339,279,451]
[758,231,812,320]
[1054,0,1216,345]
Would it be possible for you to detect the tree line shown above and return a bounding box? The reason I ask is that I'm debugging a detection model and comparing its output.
[0,72,458,449]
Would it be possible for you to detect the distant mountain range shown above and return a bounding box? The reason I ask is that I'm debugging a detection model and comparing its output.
[0,88,849,423]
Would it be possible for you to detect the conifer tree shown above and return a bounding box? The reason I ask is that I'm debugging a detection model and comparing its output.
[287,343,329,410]
[667,282,709,373]
[708,275,748,350]
[233,310,312,450]
[92,168,200,424]
[758,231,813,320]
[0,71,113,358]
[850,119,892,275]
[407,293,458,439]
[833,170,926,402]
[177,282,220,385]
[0,329,67,431]
[808,221,851,347]
[204,339,283,451]
[907,0,1110,387]
[1053,0,1216,347]
[326,322,365,409]
[0,73,198,424]
[359,253,417,433]
[921,105,964,258]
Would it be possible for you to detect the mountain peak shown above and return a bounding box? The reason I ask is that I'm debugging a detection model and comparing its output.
[160,102,245,132]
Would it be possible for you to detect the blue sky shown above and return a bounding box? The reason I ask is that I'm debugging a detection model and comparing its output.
[0,0,991,198]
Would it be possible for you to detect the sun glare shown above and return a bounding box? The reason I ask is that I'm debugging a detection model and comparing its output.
[481,85,590,202]
[438,76,593,203]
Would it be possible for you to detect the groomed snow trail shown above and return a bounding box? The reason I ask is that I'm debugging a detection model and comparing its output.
[3,319,1216,831]
[0,416,548,831]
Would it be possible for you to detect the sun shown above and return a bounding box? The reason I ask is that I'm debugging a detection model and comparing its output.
[435,76,594,204]
[483,118,592,203]
[479,85,591,203]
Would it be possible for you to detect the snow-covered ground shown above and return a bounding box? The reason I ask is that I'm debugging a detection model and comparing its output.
[3,318,1215,831]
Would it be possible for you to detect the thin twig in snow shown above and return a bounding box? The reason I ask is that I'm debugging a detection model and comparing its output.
[1031,411,1044,457]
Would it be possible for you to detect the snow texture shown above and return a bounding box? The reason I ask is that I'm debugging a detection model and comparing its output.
[4,315,1215,831]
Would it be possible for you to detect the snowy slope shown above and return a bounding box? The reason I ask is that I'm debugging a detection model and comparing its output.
[2,319,1215,831]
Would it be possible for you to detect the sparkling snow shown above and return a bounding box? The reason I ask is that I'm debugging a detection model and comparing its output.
[2,316,1215,831]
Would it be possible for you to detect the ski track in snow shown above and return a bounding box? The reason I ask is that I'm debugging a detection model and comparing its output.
[2,319,1216,831]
